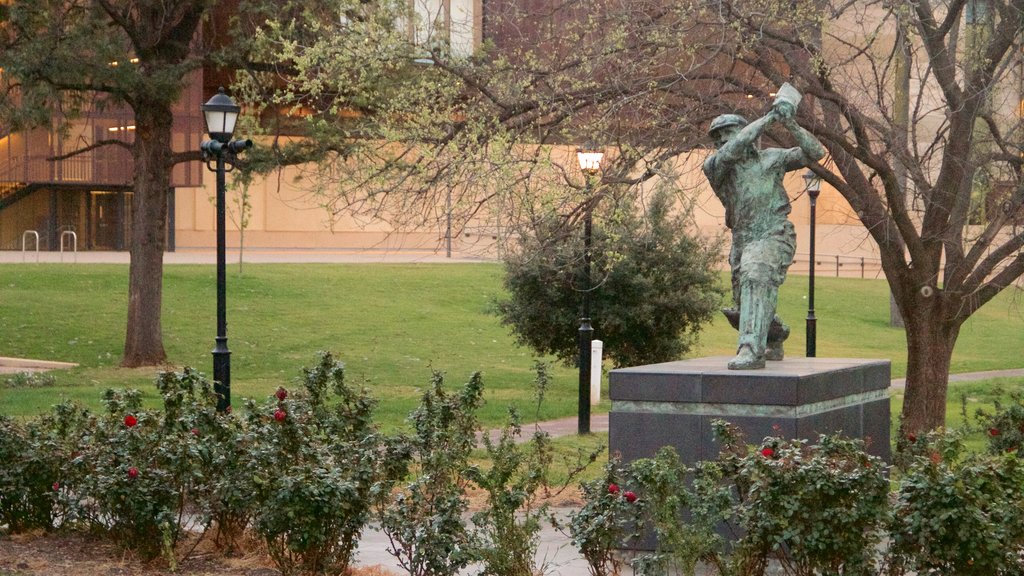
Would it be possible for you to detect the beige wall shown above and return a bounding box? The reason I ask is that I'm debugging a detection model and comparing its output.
[174,147,882,274]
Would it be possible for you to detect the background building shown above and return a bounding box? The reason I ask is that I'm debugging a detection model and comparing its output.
[3,0,963,282]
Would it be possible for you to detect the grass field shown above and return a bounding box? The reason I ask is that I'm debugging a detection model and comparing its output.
[2,262,1024,432]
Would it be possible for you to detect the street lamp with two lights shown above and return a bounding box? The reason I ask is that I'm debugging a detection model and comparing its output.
[200,88,252,412]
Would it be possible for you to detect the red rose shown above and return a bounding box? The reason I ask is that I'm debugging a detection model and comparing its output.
[929,451,942,464]
[52,482,60,491]
[124,415,138,428]
[761,447,775,458]
[274,409,286,422]
[624,491,638,503]
[191,428,200,436]
[276,387,288,401]
[127,467,139,479]
[907,433,917,442]
[608,483,620,495]
[225,406,232,414]
[989,428,1001,437]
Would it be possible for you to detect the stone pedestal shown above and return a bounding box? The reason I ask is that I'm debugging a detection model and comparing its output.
[608,357,891,466]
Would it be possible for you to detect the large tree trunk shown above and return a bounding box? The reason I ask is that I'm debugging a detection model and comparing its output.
[899,295,960,434]
[121,102,172,367]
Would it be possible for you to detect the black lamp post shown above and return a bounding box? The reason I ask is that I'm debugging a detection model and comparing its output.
[803,168,822,358]
[200,88,252,412]
[576,145,603,434]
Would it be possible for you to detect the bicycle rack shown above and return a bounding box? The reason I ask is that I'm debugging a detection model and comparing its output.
[60,230,78,263]
[21,230,39,263]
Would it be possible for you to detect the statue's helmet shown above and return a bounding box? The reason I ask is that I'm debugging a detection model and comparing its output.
[708,114,749,136]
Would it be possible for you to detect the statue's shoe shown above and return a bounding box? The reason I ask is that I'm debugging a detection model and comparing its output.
[728,345,765,370]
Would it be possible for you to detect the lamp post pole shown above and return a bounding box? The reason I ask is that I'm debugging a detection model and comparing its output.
[213,149,230,410]
[578,192,593,434]
[804,169,821,358]
[576,145,603,435]
[201,88,251,412]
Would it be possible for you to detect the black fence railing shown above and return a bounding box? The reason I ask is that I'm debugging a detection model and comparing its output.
[789,253,885,279]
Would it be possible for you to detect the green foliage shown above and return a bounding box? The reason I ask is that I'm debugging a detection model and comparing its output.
[468,383,602,576]
[496,189,724,367]
[568,458,645,576]
[716,424,890,575]
[0,355,406,574]
[67,375,226,560]
[629,447,732,576]
[378,371,482,576]
[889,430,1024,575]
[0,402,89,533]
[572,416,1022,576]
[242,352,400,576]
[467,410,550,576]
[975,392,1024,456]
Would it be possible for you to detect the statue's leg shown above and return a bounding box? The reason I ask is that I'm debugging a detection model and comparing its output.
[728,243,780,370]
[722,242,743,326]
[764,225,796,361]
[728,278,776,370]
[766,316,790,361]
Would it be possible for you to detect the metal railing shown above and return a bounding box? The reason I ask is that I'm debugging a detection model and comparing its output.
[60,230,78,262]
[21,230,39,263]
[790,253,885,279]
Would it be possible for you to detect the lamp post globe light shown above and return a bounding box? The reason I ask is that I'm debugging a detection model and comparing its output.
[200,88,252,412]
[575,144,603,435]
[803,168,822,358]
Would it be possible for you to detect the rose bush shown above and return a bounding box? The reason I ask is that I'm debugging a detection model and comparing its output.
[888,429,1024,575]
[239,352,404,576]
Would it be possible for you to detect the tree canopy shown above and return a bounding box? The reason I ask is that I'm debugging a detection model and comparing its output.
[1,0,210,366]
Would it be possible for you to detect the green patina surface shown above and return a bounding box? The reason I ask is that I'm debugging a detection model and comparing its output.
[613,389,889,418]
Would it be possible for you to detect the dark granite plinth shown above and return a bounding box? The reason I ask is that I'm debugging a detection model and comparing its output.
[609,357,892,466]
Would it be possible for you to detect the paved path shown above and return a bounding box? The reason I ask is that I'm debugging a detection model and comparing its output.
[0,248,494,265]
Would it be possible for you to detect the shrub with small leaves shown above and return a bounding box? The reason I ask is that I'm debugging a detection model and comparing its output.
[70,388,182,559]
[976,392,1024,457]
[378,371,482,576]
[466,361,601,576]
[569,458,644,576]
[888,429,1024,575]
[244,352,401,576]
[723,428,889,575]
[69,372,230,561]
[628,446,732,576]
[0,402,91,533]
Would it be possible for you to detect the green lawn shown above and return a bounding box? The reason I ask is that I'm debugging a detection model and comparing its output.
[2,263,1024,431]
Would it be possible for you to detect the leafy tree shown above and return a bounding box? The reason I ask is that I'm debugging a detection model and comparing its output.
[0,0,209,366]
[496,189,723,367]
[0,0,411,367]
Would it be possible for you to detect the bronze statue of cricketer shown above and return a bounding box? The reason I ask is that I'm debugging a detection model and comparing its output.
[703,83,825,370]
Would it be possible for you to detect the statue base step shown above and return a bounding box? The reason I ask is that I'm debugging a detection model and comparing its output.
[608,356,892,467]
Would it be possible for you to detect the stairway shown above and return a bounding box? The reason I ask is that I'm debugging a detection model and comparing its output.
[0,182,39,210]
